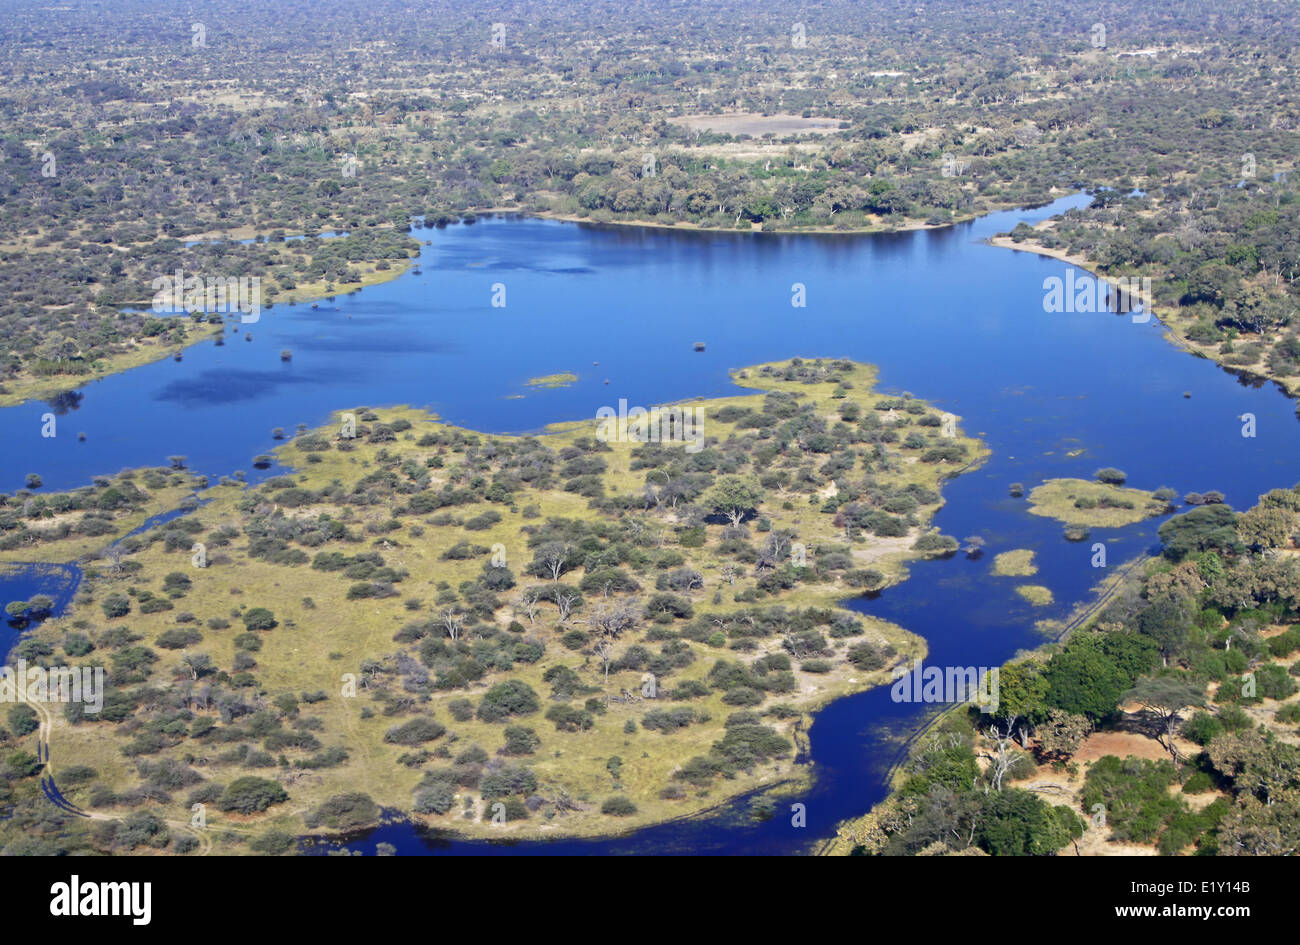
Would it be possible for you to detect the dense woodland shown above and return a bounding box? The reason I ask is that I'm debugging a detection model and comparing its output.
[1009,181,1300,394]
[849,486,1300,856]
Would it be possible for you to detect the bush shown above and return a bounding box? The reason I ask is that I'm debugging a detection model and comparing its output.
[217,776,288,814]
[476,680,540,721]
[384,716,446,745]
[502,726,540,755]
[976,789,1080,855]
[242,607,277,631]
[601,796,638,816]
[843,569,885,590]
[5,704,38,738]
[448,699,474,722]
[847,642,888,671]
[480,764,538,798]
[1080,756,1182,844]
[545,704,593,731]
[248,829,295,854]
[489,797,530,821]
[721,687,763,706]
[101,594,130,618]
[414,783,456,815]
[155,627,203,649]
[641,707,697,733]
[304,792,379,830]
[1182,711,1223,746]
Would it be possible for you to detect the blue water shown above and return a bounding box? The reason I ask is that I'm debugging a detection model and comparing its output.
[0,563,82,657]
[5,194,1299,854]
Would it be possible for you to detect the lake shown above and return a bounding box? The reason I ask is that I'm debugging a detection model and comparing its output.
[5,193,1299,854]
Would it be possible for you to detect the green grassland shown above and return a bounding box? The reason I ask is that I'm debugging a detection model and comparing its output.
[4,357,989,852]
[1026,478,1170,528]
[991,549,1037,577]
[1014,584,1054,606]
[0,468,210,565]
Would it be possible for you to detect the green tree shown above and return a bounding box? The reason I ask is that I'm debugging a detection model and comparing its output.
[1123,676,1205,762]
[976,789,1079,855]
[242,607,277,631]
[704,475,764,528]
[218,776,288,814]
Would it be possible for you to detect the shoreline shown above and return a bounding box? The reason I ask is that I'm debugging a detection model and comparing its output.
[986,233,1300,401]
[0,258,414,410]
[818,550,1153,856]
[0,198,1053,411]
[475,203,1008,237]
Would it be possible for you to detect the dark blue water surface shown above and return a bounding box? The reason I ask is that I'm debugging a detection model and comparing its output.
[5,193,1300,854]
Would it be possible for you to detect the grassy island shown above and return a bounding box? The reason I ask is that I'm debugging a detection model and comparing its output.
[0,357,988,854]
[992,549,1037,577]
[1015,584,1054,607]
[1027,478,1171,528]
[525,372,579,390]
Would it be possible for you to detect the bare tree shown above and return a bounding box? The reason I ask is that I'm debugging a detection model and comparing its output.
[180,650,214,681]
[554,589,580,625]
[540,542,573,582]
[588,599,639,639]
[594,639,616,698]
[981,718,1019,791]
[440,608,464,641]
[513,589,541,626]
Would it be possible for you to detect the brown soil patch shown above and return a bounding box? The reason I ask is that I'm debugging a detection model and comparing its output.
[670,113,845,136]
[1072,731,1169,763]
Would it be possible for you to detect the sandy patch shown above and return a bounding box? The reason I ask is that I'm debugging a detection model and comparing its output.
[671,113,846,136]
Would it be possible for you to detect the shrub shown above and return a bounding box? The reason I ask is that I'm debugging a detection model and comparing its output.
[846,642,888,670]
[476,680,540,721]
[155,627,203,649]
[414,783,456,815]
[7,705,38,737]
[601,796,638,816]
[641,707,697,733]
[545,704,594,731]
[101,594,130,619]
[502,726,541,755]
[217,777,288,814]
[304,792,379,830]
[1182,711,1223,746]
[448,699,474,722]
[480,764,538,798]
[249,829,295,854]
[241,607,277,631]
[1080,756,1182,844]
[384,716,447,745]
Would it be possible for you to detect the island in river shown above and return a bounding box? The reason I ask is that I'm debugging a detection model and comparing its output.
[0,357,986,851]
